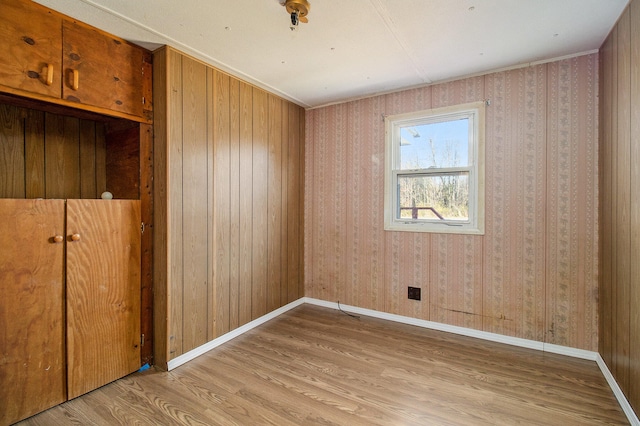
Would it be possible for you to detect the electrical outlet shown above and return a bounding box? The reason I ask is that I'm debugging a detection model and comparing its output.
[408,286,421,300]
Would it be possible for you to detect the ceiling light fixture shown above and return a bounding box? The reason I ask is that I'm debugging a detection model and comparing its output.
[281,0,311,30]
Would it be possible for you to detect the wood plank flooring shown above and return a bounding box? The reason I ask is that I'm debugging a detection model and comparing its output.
[17,305,629,425]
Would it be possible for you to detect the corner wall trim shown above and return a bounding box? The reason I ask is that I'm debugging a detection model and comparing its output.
[166,298,305,371]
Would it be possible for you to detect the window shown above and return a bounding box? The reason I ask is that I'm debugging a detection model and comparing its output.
[384,101,485,234]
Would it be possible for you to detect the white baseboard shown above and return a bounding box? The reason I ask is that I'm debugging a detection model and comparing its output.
[165,296,639,425]
[166,298,305,371]
[304,297,638,425]
[596,354,640,425]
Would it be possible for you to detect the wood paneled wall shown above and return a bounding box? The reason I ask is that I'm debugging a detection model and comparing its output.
[599,0,640,415]
[0,103,107,199]
[153,47,305,367]
[305,54,599,351]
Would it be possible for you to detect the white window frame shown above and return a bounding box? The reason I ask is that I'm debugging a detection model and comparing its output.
[384,101,485,235]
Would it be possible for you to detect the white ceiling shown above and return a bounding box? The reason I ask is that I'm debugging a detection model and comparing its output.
[34,0,628,109]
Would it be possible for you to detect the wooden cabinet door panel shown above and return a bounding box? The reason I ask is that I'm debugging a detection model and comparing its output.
[0,0,62,98]
[66,199,141,399]
[0,199,66,425]
[62,21,143,117]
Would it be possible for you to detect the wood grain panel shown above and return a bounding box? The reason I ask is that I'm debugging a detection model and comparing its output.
[280,99,289,306]
[105,122,140,200]
[0,199,65,425]
[252,89,269,319]
[66,199,141,399]
[267,94,283,313]
[24,109,45,198]
[213,68,231,337]
[45,113,80,199]
[152,47,169,368]
[629,0,640,409]
[228,77,241,329]
[79,120,97,198]
[168,49,184,359]
[598,0,640,415]
[238,81,253,327]
[180,56,208,352]
[153,47,305,363]
[0,103,25,198]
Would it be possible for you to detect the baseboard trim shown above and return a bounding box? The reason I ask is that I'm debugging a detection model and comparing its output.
[596,354,640,425]
[304,297,639,425]
[167,298,305,371]
[165,296,638,425]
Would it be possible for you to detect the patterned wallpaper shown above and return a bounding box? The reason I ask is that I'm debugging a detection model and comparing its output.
[305,54,599,350]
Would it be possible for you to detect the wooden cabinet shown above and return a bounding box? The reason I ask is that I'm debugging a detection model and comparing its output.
[0,198,141,425]
[0,0,62,98]
[0,199,66,425]
[62,20,144,117]
[0,0,151,122]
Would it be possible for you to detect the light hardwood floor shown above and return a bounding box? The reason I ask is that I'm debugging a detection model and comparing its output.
[18,305,628,425]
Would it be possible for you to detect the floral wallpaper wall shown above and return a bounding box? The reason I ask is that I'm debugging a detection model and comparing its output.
[305,53,599,350]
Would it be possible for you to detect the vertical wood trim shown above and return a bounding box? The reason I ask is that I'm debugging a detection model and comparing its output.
[168,49,184,359]
[252,89,268,319]
[152,47,169,368]
[267,94,282,313]
[213,68,231,337]
[139,122,154,365]
[228,77,241,330]
[629,0,640,409]
[24,109,45,198]
[180,55,208,352]
[238,82,253,327]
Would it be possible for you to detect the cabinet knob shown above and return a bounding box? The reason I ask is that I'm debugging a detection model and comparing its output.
[42,64,54,86]
[70,233,81,242]
[53,235,64,243]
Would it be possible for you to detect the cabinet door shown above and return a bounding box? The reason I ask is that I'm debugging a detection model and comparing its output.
[62,20,144,117]
[0,0,63,98]
[0,199,66,425]
[66,199,141,399]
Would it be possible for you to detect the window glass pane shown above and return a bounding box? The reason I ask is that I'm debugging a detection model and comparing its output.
[398,172,469,221]
[399,118,469,169]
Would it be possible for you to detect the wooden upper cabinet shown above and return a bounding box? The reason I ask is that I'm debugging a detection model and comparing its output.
[0,0,62,98]
[62,20,144,118]
[0,0,151,122]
